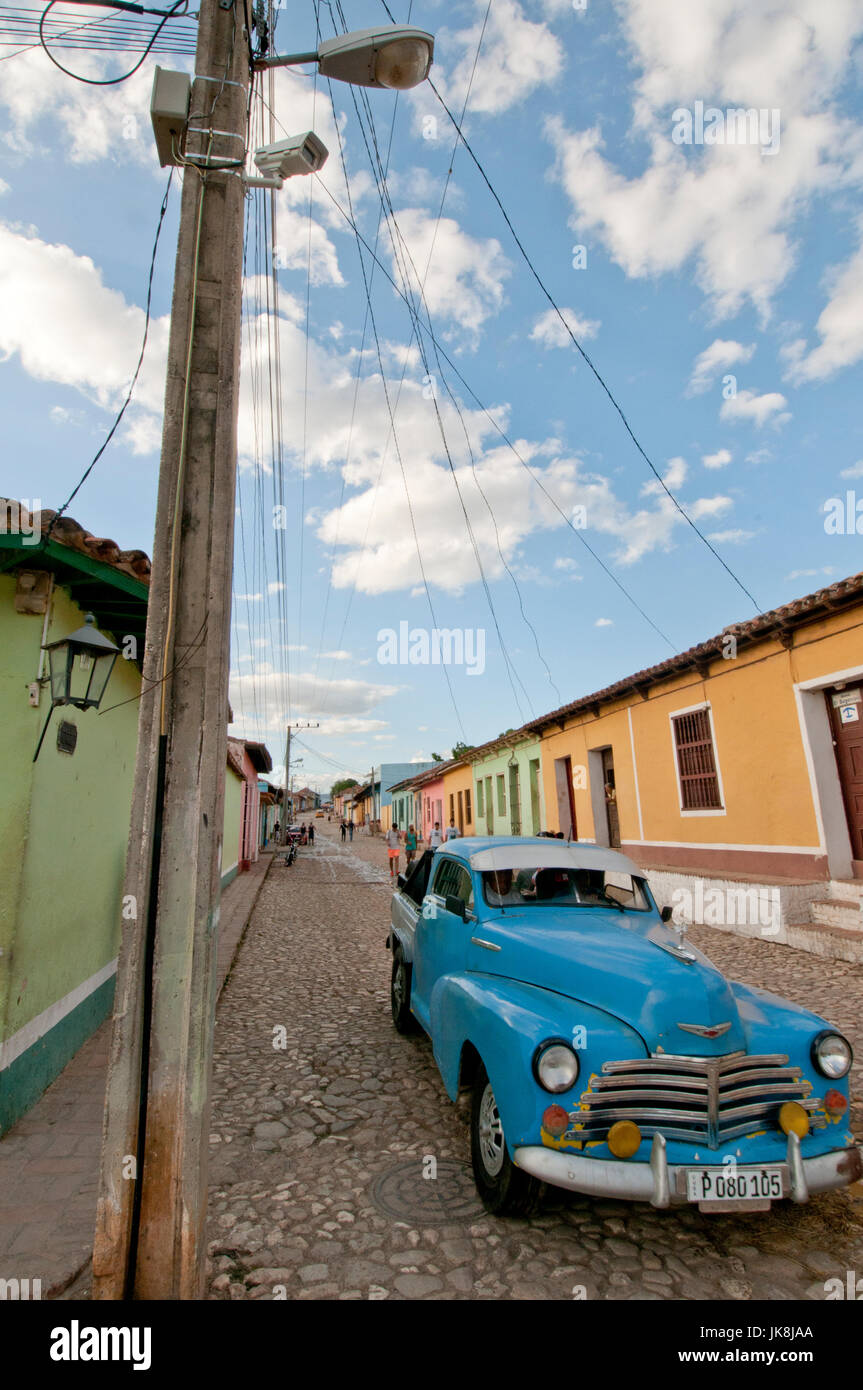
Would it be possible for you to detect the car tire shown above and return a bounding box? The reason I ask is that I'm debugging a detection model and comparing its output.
[471,1062,543,1217]
[390,949,417,1034]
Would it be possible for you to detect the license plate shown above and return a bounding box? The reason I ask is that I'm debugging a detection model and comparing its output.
[686,1166,784,1205]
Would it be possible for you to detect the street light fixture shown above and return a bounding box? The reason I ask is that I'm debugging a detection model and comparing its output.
[34,613,120,761]
[255,25,434,91]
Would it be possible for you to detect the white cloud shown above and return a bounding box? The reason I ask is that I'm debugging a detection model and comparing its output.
[0,49,165,169]
[0,223,169,431]
[840,460,863,478]
[785,566,835,581]
[419,0,565,123]
[782,228,863,382]
[706,528,755,543]
[687,340,755,395]
[595,617,613,627]
[228,662,399,736]
[720,388,790,428]
[530,306,600,349]
[545,1,863,320]
[383,207,511,344]
[702,448,732,469]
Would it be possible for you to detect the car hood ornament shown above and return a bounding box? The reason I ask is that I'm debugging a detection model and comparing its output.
[677,1021,733,1039]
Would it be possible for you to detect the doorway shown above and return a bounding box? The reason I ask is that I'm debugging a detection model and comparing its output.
[553,756,576,838]
[827,687,863,869]
[601,748,621,848]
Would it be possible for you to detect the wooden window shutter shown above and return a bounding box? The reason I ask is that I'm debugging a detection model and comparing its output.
[673,709,723,810]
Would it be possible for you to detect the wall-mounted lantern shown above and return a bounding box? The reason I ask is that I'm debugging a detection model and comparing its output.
[33,613,120,761]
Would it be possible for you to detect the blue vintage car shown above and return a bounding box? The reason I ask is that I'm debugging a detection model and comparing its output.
[387,837,859,1216]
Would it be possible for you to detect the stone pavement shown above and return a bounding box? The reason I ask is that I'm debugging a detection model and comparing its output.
[197,825,863,1302]
[0,850,274,1298]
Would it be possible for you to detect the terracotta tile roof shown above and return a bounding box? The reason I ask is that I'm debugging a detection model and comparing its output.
[226,740,246,779]
[526,568,863,732]
[1,498,151,584]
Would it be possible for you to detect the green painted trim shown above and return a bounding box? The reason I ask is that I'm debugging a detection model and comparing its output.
[220,865,239,891]
[0,535,149,600]
[0,975,115,1136]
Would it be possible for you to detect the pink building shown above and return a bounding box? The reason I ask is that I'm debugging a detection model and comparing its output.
[408,763,446,843]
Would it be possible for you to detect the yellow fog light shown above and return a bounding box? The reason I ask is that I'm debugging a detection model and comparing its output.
[608,1120,642,1158]
[779,1102,809,1138]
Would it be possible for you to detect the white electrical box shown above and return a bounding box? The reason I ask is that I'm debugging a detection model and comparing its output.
[150,66,191,167]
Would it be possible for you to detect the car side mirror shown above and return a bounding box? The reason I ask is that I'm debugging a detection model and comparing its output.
[445,895,467,920]
[660,905,673,923]
[396,873,406,889]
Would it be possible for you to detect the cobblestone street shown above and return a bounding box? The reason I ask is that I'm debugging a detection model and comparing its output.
[206,825,863,1302]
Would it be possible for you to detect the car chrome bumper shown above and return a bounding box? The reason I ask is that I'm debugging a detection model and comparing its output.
[512,1133,863,1207]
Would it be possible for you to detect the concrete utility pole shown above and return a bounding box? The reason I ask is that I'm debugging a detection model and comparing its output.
[90,10,434,1301]
[283,719,318,836]
[93,0,251,1300]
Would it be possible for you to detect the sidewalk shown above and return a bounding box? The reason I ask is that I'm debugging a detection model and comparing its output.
[0,850,274,1298]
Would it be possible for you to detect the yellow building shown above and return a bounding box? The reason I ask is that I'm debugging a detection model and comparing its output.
[442,760,475,836]
[527,572,863,957]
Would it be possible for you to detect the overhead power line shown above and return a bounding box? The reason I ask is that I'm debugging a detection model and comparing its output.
[425,77,762,614]
[35,0,192,82]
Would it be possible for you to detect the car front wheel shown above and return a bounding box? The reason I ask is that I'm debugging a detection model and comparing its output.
[470,1063,543,1216]
[390,949,417,1034]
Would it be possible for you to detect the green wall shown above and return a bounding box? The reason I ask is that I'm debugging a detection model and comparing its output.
[222,763,243,886]
[470,739,545,837]
[0,576,142,1134]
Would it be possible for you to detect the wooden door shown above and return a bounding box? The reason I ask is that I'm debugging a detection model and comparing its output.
[601,748,620,848]
[827,688,863,865]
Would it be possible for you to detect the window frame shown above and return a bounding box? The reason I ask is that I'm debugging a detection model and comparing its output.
[668,701,726,816]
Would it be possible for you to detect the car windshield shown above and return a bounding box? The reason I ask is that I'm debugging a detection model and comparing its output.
[481,866,652,911]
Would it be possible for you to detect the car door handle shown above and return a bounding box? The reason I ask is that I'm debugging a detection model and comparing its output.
[471,936,501,952]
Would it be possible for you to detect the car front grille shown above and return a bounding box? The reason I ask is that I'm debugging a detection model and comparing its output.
[569,1052,824,1150]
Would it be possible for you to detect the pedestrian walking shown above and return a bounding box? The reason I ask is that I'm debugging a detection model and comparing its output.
[429,821,443,849]
[308,822,314,845]
[405,824,417,869]
[340,820,347,842]
[348,821,354,841]
[444,818,460,841]
[385,823,401,879]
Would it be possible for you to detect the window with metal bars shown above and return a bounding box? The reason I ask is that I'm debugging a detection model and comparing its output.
[672,708,723,810]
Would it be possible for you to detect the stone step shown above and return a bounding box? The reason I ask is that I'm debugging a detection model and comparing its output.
[785,920,863,964]
[828,878,863,903]
[808,898,863,931]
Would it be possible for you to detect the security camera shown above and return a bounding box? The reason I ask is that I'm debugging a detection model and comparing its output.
[253,132,328,180]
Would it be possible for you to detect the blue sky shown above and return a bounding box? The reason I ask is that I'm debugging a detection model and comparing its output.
[2,0,863,792]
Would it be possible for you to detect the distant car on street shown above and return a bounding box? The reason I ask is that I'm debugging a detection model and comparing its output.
[387,836,858,1217]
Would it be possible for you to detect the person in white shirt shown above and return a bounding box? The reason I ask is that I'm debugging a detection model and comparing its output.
[429,822,443,849]
[444,819,460,840]
[385,823,401,879]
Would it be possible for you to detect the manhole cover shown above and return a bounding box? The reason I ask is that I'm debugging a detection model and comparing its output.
[370,1159,485,1224]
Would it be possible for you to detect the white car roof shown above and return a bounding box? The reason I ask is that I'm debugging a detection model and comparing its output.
[467,842,644,877]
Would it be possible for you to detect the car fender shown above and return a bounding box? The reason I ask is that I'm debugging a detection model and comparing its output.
[429,972,647,1143]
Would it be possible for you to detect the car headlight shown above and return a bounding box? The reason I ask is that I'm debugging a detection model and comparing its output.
[811,1030,852,1079]
[533,1039,579,1093]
